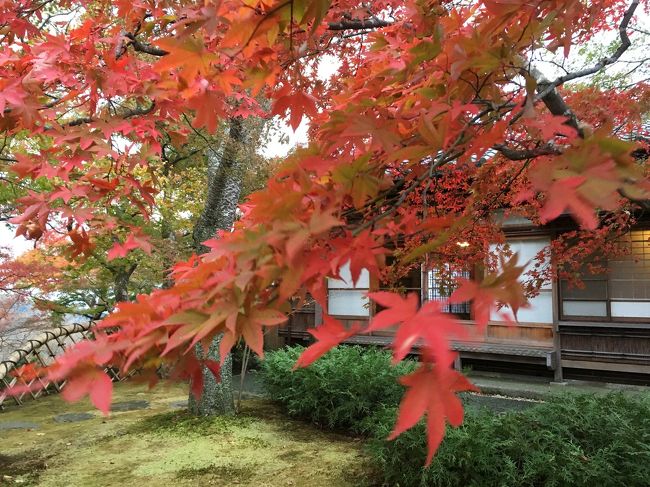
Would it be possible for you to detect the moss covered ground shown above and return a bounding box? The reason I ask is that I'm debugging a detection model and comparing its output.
[0,382,374,486]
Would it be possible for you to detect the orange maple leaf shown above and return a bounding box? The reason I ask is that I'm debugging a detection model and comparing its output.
[155,38,217,82]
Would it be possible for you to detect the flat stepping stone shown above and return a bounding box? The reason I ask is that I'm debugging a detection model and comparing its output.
[111,400,149,412]
[463,394,538,414]
[169,400,188,409]
[0,421,39,431]
[53,412,95,423]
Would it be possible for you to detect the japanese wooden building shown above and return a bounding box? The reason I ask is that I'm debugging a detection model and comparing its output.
[278,216,650,384]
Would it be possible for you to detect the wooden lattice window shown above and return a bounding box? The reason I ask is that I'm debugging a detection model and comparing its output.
[560,229,650,322]
[425,265,471,319]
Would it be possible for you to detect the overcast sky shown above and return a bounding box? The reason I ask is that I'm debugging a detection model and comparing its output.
[1,225,31,256]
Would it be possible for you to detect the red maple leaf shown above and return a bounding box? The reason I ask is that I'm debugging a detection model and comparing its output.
[44,339,115,414]
[538,176,598,230]
[0,79,27,113]
[154,38,217,82]
[449,279,494,327]
[61,366,113,414]
[294,316,362,368]
[272,90,319,131]
[450,254,528,328]
[368,292,467,363]
[168,353,222,400]
[243,308,288,357]
[107,233,153,261]
[389,362,478,465]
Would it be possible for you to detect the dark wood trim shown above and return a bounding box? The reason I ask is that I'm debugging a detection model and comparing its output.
[326,315,371,321]
[342,334,556,368]
[562,360,650,375]
[559,320,650,330]
[558,321,650,376]
[553,322,563,381]
[502,227,550,237]
[603,315,650,324]
[560,309,650,324]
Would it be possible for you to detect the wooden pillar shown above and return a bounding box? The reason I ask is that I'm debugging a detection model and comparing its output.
[453,354,462,371]
[287,299,294,346]
[314,301,323,327]
[552,323,564,382]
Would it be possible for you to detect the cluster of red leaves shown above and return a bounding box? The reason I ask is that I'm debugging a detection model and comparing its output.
[518,131,649,229]
[0,247,59,296]
[450,254,528,327]
[106,232,153,261]
[1,0,649,461]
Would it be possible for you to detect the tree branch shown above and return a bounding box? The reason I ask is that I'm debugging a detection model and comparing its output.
[536,0,639,100]
[124,33,169,57]
[117,15,394,63]
[327,18,393,31]
[514,1,640,137]
[493,143,562,160]
[526,65,583,135]
[65,102,156,127]
[619,188,650,210]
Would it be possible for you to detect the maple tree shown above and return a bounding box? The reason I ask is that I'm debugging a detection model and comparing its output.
[2,0,650,461]
[0,246,57,357]
[0,294,52,358]
[1,116,273,317]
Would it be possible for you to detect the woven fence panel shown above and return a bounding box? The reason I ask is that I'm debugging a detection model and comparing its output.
[0,323,126,410]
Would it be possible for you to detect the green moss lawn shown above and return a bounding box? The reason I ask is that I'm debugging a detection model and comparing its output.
[0,382,373,487]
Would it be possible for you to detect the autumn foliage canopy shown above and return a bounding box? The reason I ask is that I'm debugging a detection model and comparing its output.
[2,0,650,461]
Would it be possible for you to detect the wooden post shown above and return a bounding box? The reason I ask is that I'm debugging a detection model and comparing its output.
[552,323,564,382]
[287,299,294,346]
[314,301,323,327]
[453,354,462,371]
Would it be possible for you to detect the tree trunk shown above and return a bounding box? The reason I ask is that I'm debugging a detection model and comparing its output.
[188,334,235,416]
[112,263,137,306]
[189,117,245,416]
[192,117,244,253]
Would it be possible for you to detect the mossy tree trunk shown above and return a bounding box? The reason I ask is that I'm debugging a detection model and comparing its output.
[111,262,137,305]
[189,117,245,416]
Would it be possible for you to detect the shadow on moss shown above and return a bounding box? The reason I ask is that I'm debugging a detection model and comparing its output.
[175,463,256,482]
[128,409,254,436]
[0,453,49,486]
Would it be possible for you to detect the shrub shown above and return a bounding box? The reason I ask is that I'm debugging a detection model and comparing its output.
[262,345,650,486]
[259,345,416,432]
[365,394,650,487]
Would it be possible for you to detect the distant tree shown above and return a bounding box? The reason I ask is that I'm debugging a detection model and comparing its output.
[0,247,56,355]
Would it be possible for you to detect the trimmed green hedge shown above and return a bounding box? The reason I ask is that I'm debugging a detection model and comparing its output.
[259,345,415,432]
[261,346,650,487]
[366,394,650,487]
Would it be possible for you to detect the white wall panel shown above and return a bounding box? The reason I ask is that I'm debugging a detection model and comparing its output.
[611,301,650,319]
[327,260,370,316]
[490,237,554,323]
[563,301,608,317]
[327,290,370,316]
